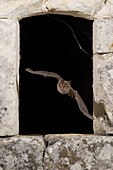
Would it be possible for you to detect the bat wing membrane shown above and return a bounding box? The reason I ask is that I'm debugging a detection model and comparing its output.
[71,88,93,120]
[26,68,62,80]
[26,68,93,120]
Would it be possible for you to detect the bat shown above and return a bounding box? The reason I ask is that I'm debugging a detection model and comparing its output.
[26,68,93,120]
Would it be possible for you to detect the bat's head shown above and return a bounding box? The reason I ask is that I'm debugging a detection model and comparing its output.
[57,80,71,94]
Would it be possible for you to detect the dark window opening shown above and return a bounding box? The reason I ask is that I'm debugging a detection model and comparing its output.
[19,14,93,135]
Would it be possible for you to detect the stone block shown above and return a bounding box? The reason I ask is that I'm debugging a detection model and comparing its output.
[96,0,113,18]
[0,19,19,136]
[93,53,113,134]
[45,0,104,19]
[44,134,113,170]
[0,0,105,20]
[0,136,45,170]
[93,18,113,53]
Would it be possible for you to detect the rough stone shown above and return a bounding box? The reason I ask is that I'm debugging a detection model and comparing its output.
[45,0,105,19]
[44,134,113,170]
[96,0,113,18]
[93,18,113,54]
[93,53,113,134]
[0,19,19,136]
[0,0,105,20]
[0,135,45,170]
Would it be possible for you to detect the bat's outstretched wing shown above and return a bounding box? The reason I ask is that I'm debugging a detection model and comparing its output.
[26,68,93,120]
[26,68,63,81]
[70,88,93,120]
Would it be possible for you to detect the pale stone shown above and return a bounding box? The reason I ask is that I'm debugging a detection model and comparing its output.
[96,0,113,18]
[0,0,105,20]
[44,134,113,170]
[0,136,45,170]
[93,53,113,134]
[45,0,105,19]
[93,18,113,54]
[0,19,19,136]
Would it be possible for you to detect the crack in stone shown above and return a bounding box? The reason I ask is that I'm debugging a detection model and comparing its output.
[94,52,113,55]
[104,0,107,4]
[42,136,48,170]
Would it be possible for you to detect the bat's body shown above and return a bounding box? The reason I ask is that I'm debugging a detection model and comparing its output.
[26,68,93,120]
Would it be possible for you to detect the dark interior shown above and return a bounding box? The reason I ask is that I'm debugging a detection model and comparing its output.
[19,14,93,135]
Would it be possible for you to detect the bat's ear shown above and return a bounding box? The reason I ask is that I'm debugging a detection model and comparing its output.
[69,80,71,84]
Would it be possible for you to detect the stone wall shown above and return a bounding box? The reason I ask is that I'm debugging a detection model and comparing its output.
[1,135,113,170]
[0,0,113,169]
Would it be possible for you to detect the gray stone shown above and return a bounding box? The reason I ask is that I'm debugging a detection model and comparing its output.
[93,18,113,53]
[44,134,113,170]
[0,135,45,170]
[0,19,19,136]
[93,53,113,134]
[0,0,105,20]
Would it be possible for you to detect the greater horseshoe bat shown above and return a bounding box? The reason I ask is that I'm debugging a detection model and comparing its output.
[26,68,93,120]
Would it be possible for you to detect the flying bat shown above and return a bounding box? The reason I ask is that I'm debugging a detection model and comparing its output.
[26,68,93,120]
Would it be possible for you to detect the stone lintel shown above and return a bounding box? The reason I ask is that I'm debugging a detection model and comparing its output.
[0,0,105,20]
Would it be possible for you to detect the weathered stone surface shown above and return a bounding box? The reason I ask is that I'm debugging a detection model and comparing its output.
[0,19,19,136]
[45,0,105,19]
[96,0,113,18]
[0,135,45,170]
[93,53,113,134]
[0,0,105,20]
[93,18,113,53]
[44,134,113,170]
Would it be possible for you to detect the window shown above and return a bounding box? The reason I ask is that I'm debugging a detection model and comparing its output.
[19,14,93,135]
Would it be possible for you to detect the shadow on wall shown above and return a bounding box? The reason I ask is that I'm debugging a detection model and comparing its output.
[19,14,93,135]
